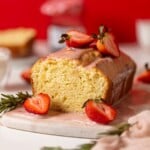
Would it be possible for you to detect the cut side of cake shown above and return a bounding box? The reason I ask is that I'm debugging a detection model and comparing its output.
[31,47,136,112]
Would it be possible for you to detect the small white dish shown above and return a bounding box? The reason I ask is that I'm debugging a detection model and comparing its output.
[0,48,11,88]
[136,19,150,48]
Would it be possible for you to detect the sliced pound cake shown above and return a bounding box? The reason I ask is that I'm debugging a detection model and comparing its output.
[31,47,136,112]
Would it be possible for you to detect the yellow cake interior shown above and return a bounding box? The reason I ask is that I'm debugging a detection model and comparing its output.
[32,58,110,112]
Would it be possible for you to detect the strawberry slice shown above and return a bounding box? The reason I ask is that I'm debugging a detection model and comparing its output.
[137,71,150,83]
[83,99,117,124]
[23,93,51,115]
[96,25,120,57]
[59,30,94,48]
[21,68,31,84]
[102,33,120,57]
[137,63,150,84]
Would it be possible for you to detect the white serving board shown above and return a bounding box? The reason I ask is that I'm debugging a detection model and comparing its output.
[1,83,150,139]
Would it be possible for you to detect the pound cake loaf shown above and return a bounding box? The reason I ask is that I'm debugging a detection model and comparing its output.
[31,47,136,112]
[0,28,36,57]
[31,26,136,112]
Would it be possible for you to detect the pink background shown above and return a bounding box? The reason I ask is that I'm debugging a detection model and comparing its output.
[0,0,150,42]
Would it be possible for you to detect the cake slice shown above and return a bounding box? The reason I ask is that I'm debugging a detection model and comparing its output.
[0,28,36,57]
[31,47,136,112]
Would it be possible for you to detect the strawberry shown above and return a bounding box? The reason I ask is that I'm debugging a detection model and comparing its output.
[137,63,150,84]
[21,68,31,84]
[59,30,94,48]
[23,93,51,115]
[96,25,120,57]
[83,99,117,124]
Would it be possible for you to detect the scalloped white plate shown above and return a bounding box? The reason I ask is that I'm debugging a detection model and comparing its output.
[1,83,150,139]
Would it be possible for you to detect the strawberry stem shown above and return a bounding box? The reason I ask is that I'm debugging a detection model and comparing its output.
[95,98,103,103]
[82,98,104,108]
[99,25,108,39]
[82,99,91,108]
[92,33,98,39]
[58,33,70,43]
[145,63,150,71]
[98,122,135,136]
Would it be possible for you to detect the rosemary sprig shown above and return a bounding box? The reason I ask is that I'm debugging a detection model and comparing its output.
[0,91,32,115]
[145,63,150,71]
[41,147,62,150]
[75,143,95,150]
[99,122,134,136]
[41,122,135,150]
[41,142,95,150]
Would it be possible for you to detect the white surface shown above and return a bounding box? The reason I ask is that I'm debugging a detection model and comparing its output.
[0,43,149,150]
[0,125,90,150]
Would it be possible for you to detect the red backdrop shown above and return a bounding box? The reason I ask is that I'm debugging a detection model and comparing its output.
[0,0,50,39]
[83,0,150,43]
[0,0,150,42]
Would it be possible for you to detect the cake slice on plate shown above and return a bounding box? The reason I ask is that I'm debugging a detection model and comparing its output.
[0,28,36,57]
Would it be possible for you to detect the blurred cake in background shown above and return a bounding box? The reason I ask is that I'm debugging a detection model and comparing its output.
[0,28,36,57]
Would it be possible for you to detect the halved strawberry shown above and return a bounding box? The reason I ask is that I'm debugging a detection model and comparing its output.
[59,30,94,48]
[23,93,51,115]
[137,63,150,84]
[21,68,31,84]
[83,99,117,124]
[96,25,120,57]
[96,40,106,53]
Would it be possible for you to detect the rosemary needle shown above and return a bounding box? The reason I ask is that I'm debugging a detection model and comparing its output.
[0,91,32,115]
[41,142,95,150]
